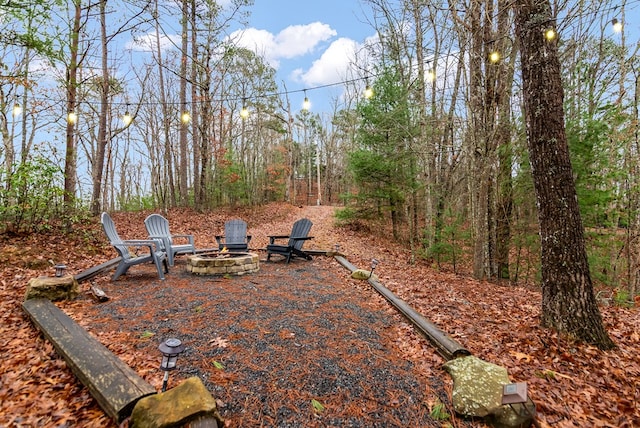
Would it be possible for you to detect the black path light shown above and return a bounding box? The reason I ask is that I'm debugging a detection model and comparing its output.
[159,338,185,392]
[54,264,67,277]
[369,258,379,278]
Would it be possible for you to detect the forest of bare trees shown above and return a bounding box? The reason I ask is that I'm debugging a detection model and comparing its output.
[1,0,638,347]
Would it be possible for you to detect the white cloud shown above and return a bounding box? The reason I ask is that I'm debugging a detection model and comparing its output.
[295,37,360,86]
[230,22,337,68]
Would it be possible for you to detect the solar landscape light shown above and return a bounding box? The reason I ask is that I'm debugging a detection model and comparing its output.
[159,338,185,392]
[369,258,379,278]
[54,264,67,277]
[502,382,536,420]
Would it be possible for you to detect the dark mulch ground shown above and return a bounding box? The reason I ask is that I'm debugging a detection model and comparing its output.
[8,204,635,427]
[61,254,461,427]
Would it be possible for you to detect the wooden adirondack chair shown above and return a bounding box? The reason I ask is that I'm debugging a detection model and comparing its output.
[101,212,168,280]
[215,219,252,251]
[144,213,195,266]
[266,218,314,263]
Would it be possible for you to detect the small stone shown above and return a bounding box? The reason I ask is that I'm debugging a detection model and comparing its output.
[351,269,377,281]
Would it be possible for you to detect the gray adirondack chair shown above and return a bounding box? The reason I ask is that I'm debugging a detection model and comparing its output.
[266,218,314,263]
[215,219,252,251]
[101,212,168,280]
[144,213,195,266]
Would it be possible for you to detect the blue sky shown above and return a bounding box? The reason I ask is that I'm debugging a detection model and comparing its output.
[228,0,377,112]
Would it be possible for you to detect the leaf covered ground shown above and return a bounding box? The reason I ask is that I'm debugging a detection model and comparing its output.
[0,203,638,427]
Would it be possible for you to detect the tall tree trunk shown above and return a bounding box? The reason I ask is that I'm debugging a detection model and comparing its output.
[64,0,81,213]
[178,0,189,206]
[190,0,200,210]
[494,0,516,280]
[154,0,175,208]
[468,0,491,280]
[514,0,615,349]
[410,0,425,256]
[90,0,109,216]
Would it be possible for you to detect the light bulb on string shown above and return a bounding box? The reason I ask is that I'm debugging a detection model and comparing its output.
[12,104,22,117]
[426,69,435,82]
[181,111,191,124]
[302,91,311,110]
[544,28,556,41]
[489,50,501,64]
[67,111,78,125]
[364,79,373,99]
[123,110,132,126]
[611,19,623,33]
[240,99,249,119]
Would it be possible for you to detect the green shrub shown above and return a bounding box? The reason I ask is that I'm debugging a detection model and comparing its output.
[0,154,64,234]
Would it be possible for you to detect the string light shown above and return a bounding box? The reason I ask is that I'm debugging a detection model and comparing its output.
[611,18,623,33]
[489,50,501,64]
[12,104,22,117]
[67,111,77,125]
[122,109,132,126]
[302,90,311,110]
[426,68,435,82]
[544,28,557,41]
[364,78,374,99]
[240,98,249,119]
[181,111,191,124]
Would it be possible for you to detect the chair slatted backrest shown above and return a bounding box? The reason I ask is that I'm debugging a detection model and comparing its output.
[290,218,312,250]
[225,219,248,246]
[101,212,130,260]
[144,214,171,245]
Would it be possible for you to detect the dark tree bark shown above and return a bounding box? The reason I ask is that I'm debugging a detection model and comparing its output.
[514,0,615,349]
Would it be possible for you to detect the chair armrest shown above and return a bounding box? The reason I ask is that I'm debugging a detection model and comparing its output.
[290,236,314,241]
[215,235,224,245]
[172,234,194,245]
[122,239,163,252]
[246,235,252,244]
[147,235,170,250]
[268,235,290,244]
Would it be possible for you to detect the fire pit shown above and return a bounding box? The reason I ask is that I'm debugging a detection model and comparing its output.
[186,252,259,276]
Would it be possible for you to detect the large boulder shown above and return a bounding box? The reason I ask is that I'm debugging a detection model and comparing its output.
[24,275,79,301]
[131,377,221,428]
[443,355,534,427]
